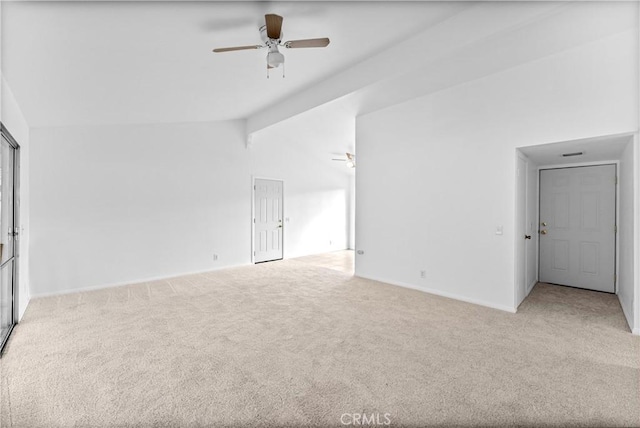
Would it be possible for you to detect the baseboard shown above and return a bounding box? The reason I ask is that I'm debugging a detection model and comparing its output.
[17,295,29,321]
[29,263,252,299]
[633,327,640,336]
[618,295,635,334]
[31,249,355,299]
[285,247,351,260]
[355,274,517,313]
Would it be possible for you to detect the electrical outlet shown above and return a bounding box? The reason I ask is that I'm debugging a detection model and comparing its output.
[357,250,364,255]
[213,254,218,261]
[420,270,426,279]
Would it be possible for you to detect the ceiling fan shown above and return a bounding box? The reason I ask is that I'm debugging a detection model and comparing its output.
[212,14,330,76]
[332,153,356,168]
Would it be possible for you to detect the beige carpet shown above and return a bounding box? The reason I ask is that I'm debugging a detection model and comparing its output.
[289,250,354,274]
[1,258,638,427]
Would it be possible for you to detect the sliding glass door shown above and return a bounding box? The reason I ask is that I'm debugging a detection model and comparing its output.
[0,125,19,354]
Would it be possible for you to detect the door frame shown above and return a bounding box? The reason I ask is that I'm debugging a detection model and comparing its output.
[514,153,531,308]
[515,154,622,310]
[0,122,20,355]
[536,161,619,294]
[251,176,284,264]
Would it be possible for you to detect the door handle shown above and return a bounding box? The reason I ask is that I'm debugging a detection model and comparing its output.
[524,235,531,240]
[540,230,547,235]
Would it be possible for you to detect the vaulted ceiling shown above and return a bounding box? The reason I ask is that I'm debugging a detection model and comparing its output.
[1,1,469,127]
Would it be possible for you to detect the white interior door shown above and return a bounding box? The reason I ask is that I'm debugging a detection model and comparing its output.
[539,165,616,292]
[254,179,283,263]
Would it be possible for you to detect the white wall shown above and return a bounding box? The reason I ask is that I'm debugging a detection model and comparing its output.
[619,138,636,331]
[0,73,31,321]
[30,119,351,296]
[249,100,355,257]
[249,138,352,258]
[30,121,249,296]
[355,29,638,312]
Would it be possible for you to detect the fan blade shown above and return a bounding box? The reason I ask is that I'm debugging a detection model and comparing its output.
[213,45,262,53]
[265,14,283,39]
[268,64,274,69]
[284,38,330,49]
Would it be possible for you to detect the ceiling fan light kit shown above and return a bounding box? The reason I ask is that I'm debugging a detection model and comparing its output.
[346,152,356,168]
[213,14,330,78]
[332,153,356,168]
[267,50,285,69]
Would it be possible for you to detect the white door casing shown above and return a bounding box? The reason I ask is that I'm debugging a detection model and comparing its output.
[516,156,528,306]
[539,165,616,292]
[253,178,283,263]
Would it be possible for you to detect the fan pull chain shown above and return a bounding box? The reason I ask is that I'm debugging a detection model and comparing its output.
[282,63,285,78]
[267,67,269,79]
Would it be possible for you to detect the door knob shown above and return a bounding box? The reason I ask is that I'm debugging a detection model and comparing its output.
[540,230,547,235]
[524,235,531,240]
[541,222,547,227]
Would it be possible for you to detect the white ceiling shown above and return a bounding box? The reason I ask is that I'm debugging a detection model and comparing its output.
[246,1,639,134]
[519,134,634,166]
[1,1,469,127]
